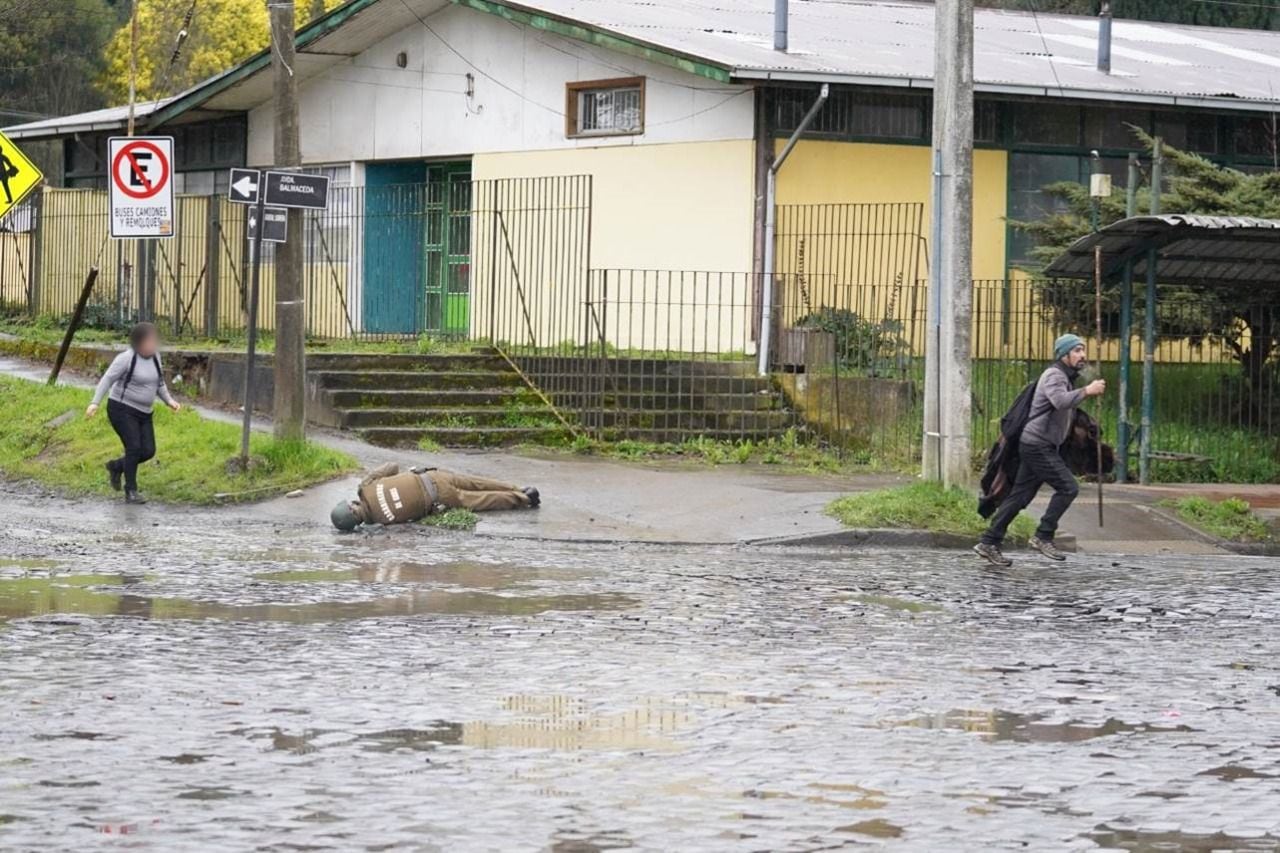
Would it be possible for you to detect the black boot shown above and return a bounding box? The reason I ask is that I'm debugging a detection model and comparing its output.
[125,490,147,505]
[522,487,540,508]
[106,461,122,492]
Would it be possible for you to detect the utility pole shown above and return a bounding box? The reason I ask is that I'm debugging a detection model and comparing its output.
[270,0,307,441]
[922,0,975,487]
[127,1,138,136]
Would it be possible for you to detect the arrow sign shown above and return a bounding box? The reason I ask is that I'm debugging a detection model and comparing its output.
[264,170,329,210]
[228,167,261,204]
[246,205,288,244]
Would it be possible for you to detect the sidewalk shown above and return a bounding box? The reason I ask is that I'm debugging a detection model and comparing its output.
[0,353,1251,553]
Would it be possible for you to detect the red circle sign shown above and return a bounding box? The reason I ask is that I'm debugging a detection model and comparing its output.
[111,140,169,200]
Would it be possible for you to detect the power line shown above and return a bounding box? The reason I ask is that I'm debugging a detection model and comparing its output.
[1026,0,1066,96]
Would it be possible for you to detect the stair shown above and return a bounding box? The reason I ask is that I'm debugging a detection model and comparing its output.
[307,352,569,449]
[514,355,797,443]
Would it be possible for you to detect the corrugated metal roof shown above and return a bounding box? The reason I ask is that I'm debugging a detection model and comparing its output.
[5,100,173,139]
[1044,215,1280,286]
[504,0,1280,108]
[11,0,1280,139]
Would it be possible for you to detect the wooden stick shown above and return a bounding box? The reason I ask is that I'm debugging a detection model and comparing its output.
[48,266,99,386]
[1093,244,1105,528]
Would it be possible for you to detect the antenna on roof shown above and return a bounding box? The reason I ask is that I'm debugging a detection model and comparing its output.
[1097,1,1112,74]
[774,0,788,52]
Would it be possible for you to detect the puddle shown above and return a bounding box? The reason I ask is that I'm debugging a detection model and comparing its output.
[892,709,1196,742]
[255,559,590,590]
[239,697,689,754]
[0,575,634,623]
[846,593,944,613]
[837,818,904,838]
[0,558,61,571]
[1087,825,1280,852]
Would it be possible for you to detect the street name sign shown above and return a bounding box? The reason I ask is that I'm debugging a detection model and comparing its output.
[264,170,329,209]
[108,136,175,239]
[247,205,288,244]
[0,129,44,225]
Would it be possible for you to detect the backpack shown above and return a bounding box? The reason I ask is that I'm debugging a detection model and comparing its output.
[121,350,163,394]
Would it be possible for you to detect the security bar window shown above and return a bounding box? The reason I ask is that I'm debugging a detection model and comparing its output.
[566,77,645,138]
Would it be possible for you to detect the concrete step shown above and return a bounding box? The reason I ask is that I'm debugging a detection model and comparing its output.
[547,390,783,412]
[582,409,792,432]
[307,353,508,372]
[357,426,569,448]
[313,369,523,391]
[515,355,757,377]
[532,374,774,394]
[585,427,802,443]
[323,388,525,409]
[338,407,562,429]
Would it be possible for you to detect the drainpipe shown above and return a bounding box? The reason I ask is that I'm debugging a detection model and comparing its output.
[1097,0,1112,74]
[774,0,788,52]
[758,83,829,376]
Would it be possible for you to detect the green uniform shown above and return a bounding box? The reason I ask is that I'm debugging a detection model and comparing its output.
[354,463,530,526]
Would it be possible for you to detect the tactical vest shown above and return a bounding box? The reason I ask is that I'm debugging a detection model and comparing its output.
[357,471,432,525]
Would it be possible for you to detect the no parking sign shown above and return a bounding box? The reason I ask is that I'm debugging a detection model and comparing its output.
[108,136,175,239]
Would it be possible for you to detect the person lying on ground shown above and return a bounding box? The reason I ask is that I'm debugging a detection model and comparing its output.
[973,333,1106,567]
[330,462,540,531]
[85,322,181,505]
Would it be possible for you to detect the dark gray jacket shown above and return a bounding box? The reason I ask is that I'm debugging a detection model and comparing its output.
[1020,363,1086,448]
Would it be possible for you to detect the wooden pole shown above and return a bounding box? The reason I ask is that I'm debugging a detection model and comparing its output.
[127,2,138,136]
[1093,244,1105,528]
[49,267,100,385]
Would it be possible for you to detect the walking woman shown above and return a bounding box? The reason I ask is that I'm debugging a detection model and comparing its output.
[85,322,181,504]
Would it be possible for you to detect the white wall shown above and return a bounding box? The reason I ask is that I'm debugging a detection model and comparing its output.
[247,4,755,166]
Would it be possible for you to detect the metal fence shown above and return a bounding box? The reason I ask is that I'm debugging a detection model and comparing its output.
[1,176,593,344]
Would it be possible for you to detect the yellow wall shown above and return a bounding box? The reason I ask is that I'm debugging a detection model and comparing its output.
[473,140,757,272]
[774,140,1009,282]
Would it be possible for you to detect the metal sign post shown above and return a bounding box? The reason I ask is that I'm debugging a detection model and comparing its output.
[227,168,266,465]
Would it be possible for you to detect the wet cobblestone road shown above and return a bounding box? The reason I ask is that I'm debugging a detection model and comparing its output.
[1,489,1279,851]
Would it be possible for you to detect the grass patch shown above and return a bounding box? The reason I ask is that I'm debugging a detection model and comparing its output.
[419,507,479,531]
[0,376,356,504]
[825,481,1037,541]
[1161,496,1271,542]
[545,428,880,474]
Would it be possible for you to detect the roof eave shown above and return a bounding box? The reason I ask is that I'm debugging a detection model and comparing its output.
[732,69,1280,112]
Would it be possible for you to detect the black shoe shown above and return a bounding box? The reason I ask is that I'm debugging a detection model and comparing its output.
[973,542,1012,567]
[522,486,540,507]
[106,461,122,492]
[1028,536,1067,561]
[125,490,147,505]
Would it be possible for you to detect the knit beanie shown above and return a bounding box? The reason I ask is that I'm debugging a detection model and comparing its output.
[1053,333,1085,361]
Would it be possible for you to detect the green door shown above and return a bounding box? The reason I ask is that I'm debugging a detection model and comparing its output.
[424,163,471,336]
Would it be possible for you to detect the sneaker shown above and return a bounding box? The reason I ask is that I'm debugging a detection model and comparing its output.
[522,486,540,508]
[125,490,147,505]
[1028,536,1067,561]
[106,461,122,492]
[973,542,1012,567]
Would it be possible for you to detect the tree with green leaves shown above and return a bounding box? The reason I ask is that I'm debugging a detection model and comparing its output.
[98,0,345,103]
[978,0,1280,30]
[1015,128,1280,413]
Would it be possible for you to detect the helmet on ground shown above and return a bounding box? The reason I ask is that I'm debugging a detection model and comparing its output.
[331,500,362,531]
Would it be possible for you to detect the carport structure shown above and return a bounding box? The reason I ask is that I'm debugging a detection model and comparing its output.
[1045,214,1280,484]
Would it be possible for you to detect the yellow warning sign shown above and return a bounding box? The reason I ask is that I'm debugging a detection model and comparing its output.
[0,129,43,223]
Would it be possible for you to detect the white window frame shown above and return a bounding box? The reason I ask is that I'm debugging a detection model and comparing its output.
[566,77,646,139]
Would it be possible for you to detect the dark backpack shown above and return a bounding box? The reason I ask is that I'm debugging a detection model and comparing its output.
[977,379,1048,518]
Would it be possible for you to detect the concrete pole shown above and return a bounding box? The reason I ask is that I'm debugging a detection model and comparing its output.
[922,0,975,487]
[270,0,307,441]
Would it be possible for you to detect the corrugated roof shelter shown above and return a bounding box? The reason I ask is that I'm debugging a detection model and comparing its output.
[1045,215,1280,286]
[9,0,1280,139]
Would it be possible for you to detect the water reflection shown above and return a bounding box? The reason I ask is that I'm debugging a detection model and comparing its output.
[1088,824,1280,852]
[0,575,634,623]
[255,559,590,590]
[893,709,1196,742]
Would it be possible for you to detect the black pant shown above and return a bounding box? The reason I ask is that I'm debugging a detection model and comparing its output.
[981,440,1079,546]
[106,399,156,492]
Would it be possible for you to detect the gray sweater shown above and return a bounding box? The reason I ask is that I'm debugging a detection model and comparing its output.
[1021,363,1086,448]
[91,349,176,413]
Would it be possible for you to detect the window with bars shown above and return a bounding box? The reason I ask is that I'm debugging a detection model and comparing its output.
[566,77,645,138]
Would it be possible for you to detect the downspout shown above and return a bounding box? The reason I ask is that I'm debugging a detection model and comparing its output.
[774,0,788,52]
[758,83,829,376]
[1097,1,1112,74]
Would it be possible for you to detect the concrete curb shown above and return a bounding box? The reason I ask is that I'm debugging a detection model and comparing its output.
[745,528,1079,552]
[1140,504,1280,556]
